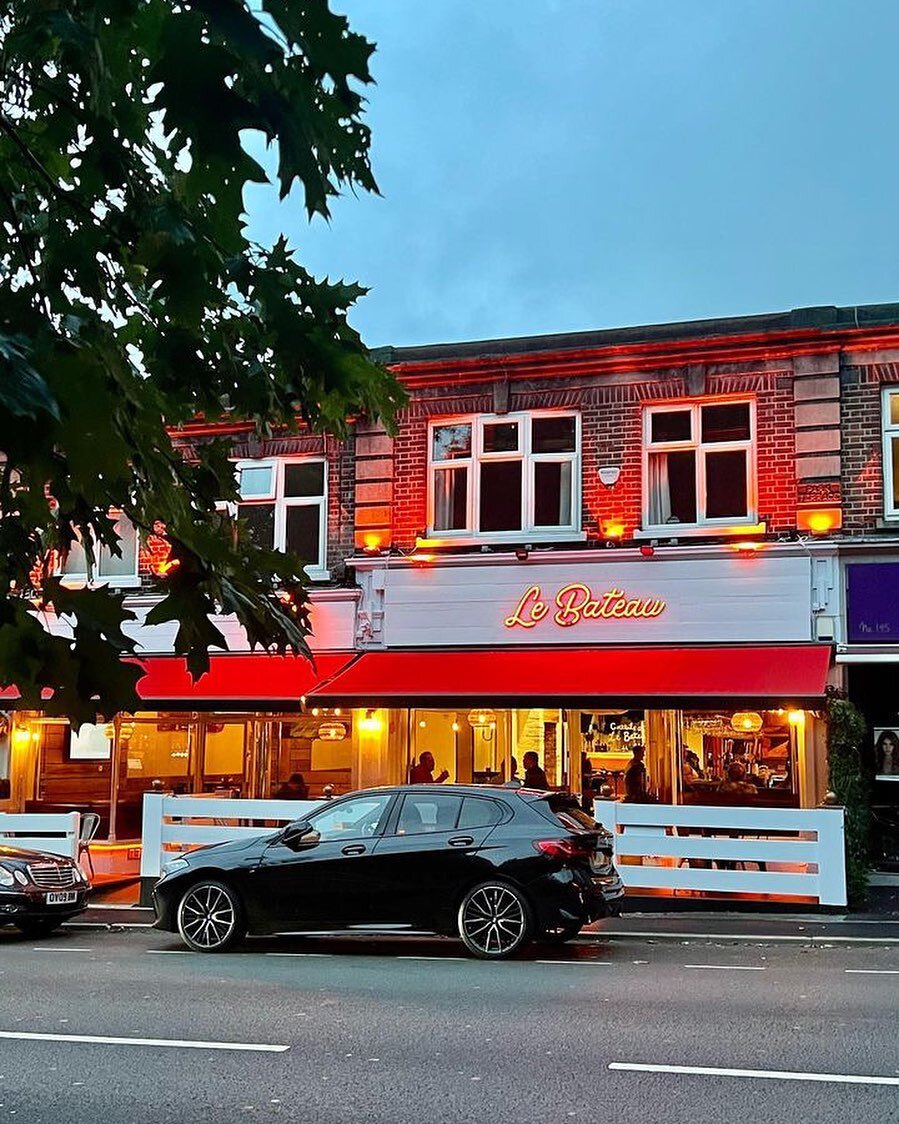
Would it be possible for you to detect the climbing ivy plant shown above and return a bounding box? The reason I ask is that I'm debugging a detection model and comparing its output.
[825,688,870,906]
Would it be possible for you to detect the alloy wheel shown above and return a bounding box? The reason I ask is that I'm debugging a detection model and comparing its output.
[459,883,529,958]
[177,882,240,952]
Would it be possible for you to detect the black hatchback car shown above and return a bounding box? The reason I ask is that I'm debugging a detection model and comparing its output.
[0,844,90,936]
[153,785,624,958]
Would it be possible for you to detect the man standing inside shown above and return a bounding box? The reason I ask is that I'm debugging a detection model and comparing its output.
[409,751,450,784]
[522,751,550,789]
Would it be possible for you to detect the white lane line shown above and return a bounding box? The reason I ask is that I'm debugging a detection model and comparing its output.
[535,960,613,966]
[602,930,899,945]
[395,955,468,961]
[684,964,766,972]
[0,1030,288,1053]
[265,952,334,958]
[145,949,193,955]
[32,947,92,953]
[609,1062,899,1087]
[845,969,899,975]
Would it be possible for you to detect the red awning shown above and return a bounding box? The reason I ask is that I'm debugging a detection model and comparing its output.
[0,653,355,709]
[133,652,354,706]
[308,645,832,708]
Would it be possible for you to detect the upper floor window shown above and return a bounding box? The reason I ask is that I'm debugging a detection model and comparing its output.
[236,458,328,577]
[643,400,756,531]
[428,412,580,539]
[883,388,899,519]
[59,512,139,587]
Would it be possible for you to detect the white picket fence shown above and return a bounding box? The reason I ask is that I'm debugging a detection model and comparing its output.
[140,793,324,879]
[595,802,847,906]
[0,812,81,861]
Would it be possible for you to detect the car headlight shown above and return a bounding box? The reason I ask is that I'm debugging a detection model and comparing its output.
[14,869,28,886]
[72,865,88,884]
[160,858,190,879]
[0,865,15,888]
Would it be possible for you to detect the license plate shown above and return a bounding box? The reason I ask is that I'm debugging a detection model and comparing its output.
[45,891,78,905]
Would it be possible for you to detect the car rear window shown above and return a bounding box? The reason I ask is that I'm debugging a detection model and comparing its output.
[458,797,504,829]
[539,794,597,832]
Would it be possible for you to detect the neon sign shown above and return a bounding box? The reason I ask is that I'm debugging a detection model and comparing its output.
[504,583,667,630]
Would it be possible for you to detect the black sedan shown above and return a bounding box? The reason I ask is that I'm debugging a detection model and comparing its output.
[0,844,90,936]
[153,785,624,959]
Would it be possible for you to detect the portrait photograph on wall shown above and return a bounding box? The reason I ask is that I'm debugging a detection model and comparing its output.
[874,728,899,780]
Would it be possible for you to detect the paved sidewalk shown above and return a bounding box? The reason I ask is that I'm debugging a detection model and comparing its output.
[66,902,899,943]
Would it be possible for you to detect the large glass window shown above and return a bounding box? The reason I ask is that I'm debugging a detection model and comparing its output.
[235,458,328,577]
[882,388,899,519]
[59,512,139,586]
[643,401,756,530]
[429,412,579,538]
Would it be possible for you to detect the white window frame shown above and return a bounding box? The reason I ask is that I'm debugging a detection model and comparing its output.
[426,411,582,543]
[882,387,899,520]
[58,510,140,589]
[235,457,329,580]
[641,398,760,535]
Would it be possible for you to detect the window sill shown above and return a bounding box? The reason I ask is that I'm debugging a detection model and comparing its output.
[58,576,142,589]
[423,531,587,548]
[633,522,766,541]
[303,570,332,583]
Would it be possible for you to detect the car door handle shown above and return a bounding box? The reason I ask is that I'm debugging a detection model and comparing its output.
[447,836,474,848]
[341,844,366,856]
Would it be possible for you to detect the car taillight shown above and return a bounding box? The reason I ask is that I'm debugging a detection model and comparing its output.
[534,838,592,861]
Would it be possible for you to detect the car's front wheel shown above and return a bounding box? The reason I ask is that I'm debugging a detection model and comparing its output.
[176,879,245,953]
[458,881,532,959]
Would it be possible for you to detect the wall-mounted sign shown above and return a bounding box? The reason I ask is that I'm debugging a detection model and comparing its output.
[373,552,813,648]
[504,584,667,630]
[847,563,899,644]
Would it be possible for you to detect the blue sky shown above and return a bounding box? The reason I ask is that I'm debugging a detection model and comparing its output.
[246,1,899,348]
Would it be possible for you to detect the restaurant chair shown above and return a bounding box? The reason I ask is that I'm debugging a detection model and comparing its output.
[78,812,101,878]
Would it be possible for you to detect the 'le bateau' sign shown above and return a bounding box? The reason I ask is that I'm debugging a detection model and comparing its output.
[504,583,667,630]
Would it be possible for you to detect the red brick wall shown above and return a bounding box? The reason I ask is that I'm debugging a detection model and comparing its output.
[383,366,799,550]
[841,364,899,530]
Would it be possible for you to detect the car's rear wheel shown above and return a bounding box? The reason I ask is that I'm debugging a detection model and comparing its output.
[540,919,583,944]
[15,918,62,939]
[458,881,532,959]
[176,879,245,953]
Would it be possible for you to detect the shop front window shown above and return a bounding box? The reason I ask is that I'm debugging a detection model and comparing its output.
[274,713,353,799]
[680,709,799,806]
[202,721,247,794]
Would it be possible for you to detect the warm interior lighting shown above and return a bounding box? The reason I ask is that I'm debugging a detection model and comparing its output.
[333,707,342,716]
[12,727,32,747]
[317,720,347,742]
[467,708,497,729]
[787,710,804,725]
[358,709,383,733]
[418,720,427,728]
[602,520,625,539]
[153,556,181,577]
[732,711,763,733]
[730,540,762,554]
[311,707,320,717]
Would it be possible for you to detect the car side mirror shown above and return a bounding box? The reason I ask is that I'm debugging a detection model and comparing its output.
[281,820,321,851]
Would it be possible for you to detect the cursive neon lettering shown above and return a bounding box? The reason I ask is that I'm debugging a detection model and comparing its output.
[504,583,667,630]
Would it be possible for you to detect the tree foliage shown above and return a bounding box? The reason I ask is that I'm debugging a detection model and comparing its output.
[0,1,404,722]
[825,688,870,906]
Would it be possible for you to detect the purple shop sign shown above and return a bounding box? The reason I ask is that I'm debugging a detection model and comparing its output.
[847,563,899,643]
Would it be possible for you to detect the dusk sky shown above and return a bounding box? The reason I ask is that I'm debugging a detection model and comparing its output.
[246,1,899,348]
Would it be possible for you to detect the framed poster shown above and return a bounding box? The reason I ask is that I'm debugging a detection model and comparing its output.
[874,728,899,781]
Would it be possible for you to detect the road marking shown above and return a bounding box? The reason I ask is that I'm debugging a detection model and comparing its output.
[145,949,193,955]
[845,969,899,975]
[684,964,766,971]
[600,931,899,945]
[535,960,613,966]
[32,947,92,953]
[395,955,468,961]
[266,952,334,958]
[0,1030,288,1053]
[609,1062,899,1086]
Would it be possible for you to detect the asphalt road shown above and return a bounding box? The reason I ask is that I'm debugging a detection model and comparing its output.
[2,926,899,1124]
